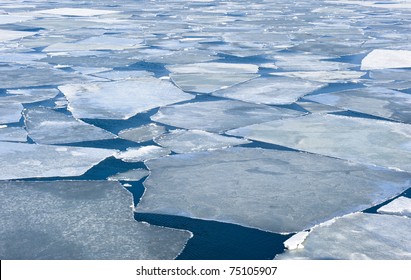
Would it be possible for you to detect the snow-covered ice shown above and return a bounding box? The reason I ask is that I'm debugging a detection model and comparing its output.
[115,146,171,162]
[361,49,411,70]
[377,197,411,218]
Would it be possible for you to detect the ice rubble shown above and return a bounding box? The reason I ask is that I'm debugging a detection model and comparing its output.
[115,146,171,162]
[0,181,190,260]
[59,77,194,119]
[23,107,116,144]
[135,147,410,233]
[0,126,27,142]
[306,87,411,123]
[118,124,166,144]
[151,100,304,133]
[108,169,150,182]
[211,76,324,105]
[377,197,411,217]
[228,114,411,173]
[0,103,23,124]
[154,129,250,153]
[276,213,411,260]
[0,142,115,180]
[361,49,411,70]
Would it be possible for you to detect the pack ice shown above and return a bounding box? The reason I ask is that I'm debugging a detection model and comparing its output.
[135,147,410,233]
[228,114,411,172]
[0,181,190,259]
[276,213,411,260]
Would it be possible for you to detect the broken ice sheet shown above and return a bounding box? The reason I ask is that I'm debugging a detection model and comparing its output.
[306,87,411,123]
[0,103,23,124]
[2,89,59,104]
[0,30,35,42]
[154,129,250,153]
[59,77,194,120]
[151,100,305,133]
[115,146,171,162]
[0,142,115,180]
[23,107,116,145]
[212,76,325,105]
[0,181,190,260]
[108,169,150,181]
[377,197,411,218]
[271,70,365,83]
[136,147,410,233]
[361,49,411,70]
[276,213,411,260]
[0,126,27,142]
[118,124,166,143]
[228,114,411,172]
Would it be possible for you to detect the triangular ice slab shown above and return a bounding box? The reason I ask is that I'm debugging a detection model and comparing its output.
[377,197,411,218]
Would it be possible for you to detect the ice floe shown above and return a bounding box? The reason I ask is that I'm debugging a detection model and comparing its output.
[0,142,115,180]
[135,147,410,233]
[115,146,171,162]
[0,181,190,259]
[151,100,304,133]
[36,8,119,17]
[276,213,411,259]
[212,76,324,105]
[0,126,27,142]
[23,107,116,144]
[2,89,59,104]
[271,70,365,83]
[228,114,411,172]
[118,124,166,144]
[0,103,23,124]
[59,77,194,119]
[0,30,35,42]
[361,49,411,70]
[108,169,150,182]
[154,129,250,153]
[166,62,259,74]
[377,197,411,217]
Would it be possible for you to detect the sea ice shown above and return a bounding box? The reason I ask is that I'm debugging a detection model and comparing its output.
[0,30,35,42]
[0,103,23,124]
[2,89,59,104]
[23,107,116,144]
[166,62,259,74]
[151,100,304,133]
[118,124,166,143]
[92,70,153,81]
[276,213,411,259]
[35,8,119,17]
[0,142,115,180]
[361,49,411,70]
[59,77,194,119]
[306,87,411,123]
[377,197,411,217]
[154,129,250,153]
[272,53,356,71]
[212,76,324,105]
[0,181,190,259]
[271,70,365,83]
[115,146,171,162]
[228,114,411,172]
[135,147,410,233]
[0,126,27,142]
[296,101,344,114]
[108,169,150,182]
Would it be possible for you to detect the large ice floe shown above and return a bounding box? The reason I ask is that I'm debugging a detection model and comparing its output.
[135,147,410,233]
[59,77,194,119]
[23,107,116,144]
[228,114,411,172]
[151,100,305,133]
[361,49,411,70]
[0,142,115,180]
[0,181,190,259]
[276,213,411,259]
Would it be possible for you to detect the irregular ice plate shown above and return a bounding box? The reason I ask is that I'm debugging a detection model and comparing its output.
[59,77,194,120]
[228,114,411,172]
[306,87,411,123]
[136,147,410,233]
[151,100,304,133]
[155,129,250,153]
[3,89,59,104]
[212,76,324,105]
[0,126,27,142]
[0,181,190,259]
[361,49,411,70]
[377,197,411,217]
[108,169,150,182]
[23,107,116,144]
[166,62,259,74]
[118,124,166,143]
[276,213,411,260]
[0,30,35,42]
[271,71,365,83]
[0,103,23,124]
[0,142,115,180]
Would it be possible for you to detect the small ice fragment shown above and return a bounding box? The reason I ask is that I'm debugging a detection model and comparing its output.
[284,231,310,250]
[108,169,150,181]
[115,146,171,162]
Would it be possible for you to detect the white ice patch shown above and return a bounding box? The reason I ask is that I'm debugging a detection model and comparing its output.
[135,147,410,233]
[108,169,150,181]
[276,213,411,260]
[0,142,115,180]
[271,71,365,83]
[154,129,250,153]
[0,103,23,124]
[118,124,166,143]
[0,181,190,260]
[115,146,171,162]
[306,87,411,123]
[151,100,305,133]
[361,49,411,70]
[59,77,194,120]
[377,197,411,217]
[228,114,411,172]
[284,231,310,250]
[35,8,119,17]
[23,107,116,144]
[212,76,325,105]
